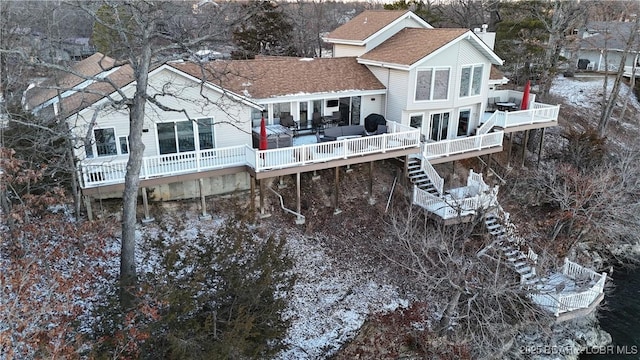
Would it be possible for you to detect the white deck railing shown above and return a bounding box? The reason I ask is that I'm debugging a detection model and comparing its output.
[412,170,498,220]
[79,122,420,188]
[249,130,420,172]
[484,103,559,130]
[412,152,444,195]
[422,132,503,161]
[530,259,607,316]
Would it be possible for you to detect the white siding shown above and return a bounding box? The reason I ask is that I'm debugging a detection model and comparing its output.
[333,44,366,57]
[385,69,409,123]
[360,94,384,119]
[68,67,254,160]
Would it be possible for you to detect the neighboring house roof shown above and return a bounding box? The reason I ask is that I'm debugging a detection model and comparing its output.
[169,57,386,100]
[358,28,502,69]
[580,21,640,51]
[324,10,432,44]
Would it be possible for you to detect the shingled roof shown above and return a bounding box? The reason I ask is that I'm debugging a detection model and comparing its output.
[325,10,411,42]
[25,53,134,118]
[359,28,468,67]
[169,57,385,99]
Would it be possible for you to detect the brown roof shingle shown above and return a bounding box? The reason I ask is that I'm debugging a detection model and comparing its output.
[25,53,120,110]
[169,57,385,99]
[325,10,411,42]
[359,28,468,67]
[490,65,505,80]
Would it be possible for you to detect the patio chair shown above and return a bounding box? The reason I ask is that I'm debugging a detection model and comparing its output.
[312,112,324,131]
[330,111,341,124]
[280,114,297,134]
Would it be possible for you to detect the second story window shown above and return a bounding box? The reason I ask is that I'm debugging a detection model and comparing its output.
[459,64,483,97]
[415,68,450,101]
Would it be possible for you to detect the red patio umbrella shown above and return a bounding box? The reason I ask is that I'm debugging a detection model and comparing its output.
[259,116,268,150]
[520,80,531,110]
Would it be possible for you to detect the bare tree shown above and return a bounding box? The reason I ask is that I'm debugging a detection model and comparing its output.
[528,0,587,99]
[378,205,550,358]
[2,0,241,310]
[597,12,640,136]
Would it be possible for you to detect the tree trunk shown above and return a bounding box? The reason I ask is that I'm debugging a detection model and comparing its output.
[438,289,462,336]
[119,40,152,311]
[598,16,640,137]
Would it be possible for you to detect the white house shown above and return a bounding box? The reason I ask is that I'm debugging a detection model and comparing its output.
[570,21,640,75]
[24,10,559,217]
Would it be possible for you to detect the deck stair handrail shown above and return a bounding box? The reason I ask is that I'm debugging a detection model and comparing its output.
[411,168,498,221]
[412,152,444,195]
[482,208,607,318]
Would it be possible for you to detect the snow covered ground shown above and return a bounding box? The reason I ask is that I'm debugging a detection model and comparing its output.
[550,73,640,112]
[131,206,407,359]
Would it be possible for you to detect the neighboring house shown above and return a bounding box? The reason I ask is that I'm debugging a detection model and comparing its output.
[570,21,640,75]
[24,10,559,216]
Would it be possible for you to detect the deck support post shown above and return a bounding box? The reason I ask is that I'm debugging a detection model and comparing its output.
[334,167,342,215]
[506,132,513,168]
[521,130,529,168]
[198,178,211,220]
[537,127,545,168]
[83,195,93,221]
[250,176,255,213]
[296,172,301,215]
[259,179,270,218]
[368,161,375,205]
[278,176,286,189]
[487,154,493,177]
[141,187,154,224]
[403,155,409,177]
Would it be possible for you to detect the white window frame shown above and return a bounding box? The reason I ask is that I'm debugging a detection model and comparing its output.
[459,64,483,98]
[456,108,472,137]
[415,67,451,102]
[428,111,451,142]
[155,117,215,155]
[88,127,118,158]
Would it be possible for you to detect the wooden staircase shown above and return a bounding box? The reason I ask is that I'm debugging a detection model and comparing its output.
[406,156,440,196]
[483,212,539,287]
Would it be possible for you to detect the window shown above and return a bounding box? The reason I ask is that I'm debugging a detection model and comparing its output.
[457,110,470,136]
[429,112,449,141]
[119,136,129,154]
[157,118,214,155]
[415,68,450,101]
[94,128,117,156]
[197,118,214,149]
[459,64,483,97]
[410,114,423,129]
[272,103,291,124]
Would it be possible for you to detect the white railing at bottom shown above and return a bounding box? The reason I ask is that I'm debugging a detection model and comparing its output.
[412,184,498,220]
[530,259,607,316]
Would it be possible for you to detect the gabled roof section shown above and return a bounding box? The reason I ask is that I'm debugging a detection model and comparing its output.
[324,10,432,45]
[24,52,135,118]
[169,57,386,100]
[358,28,503,69]
[489,65,509,85]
